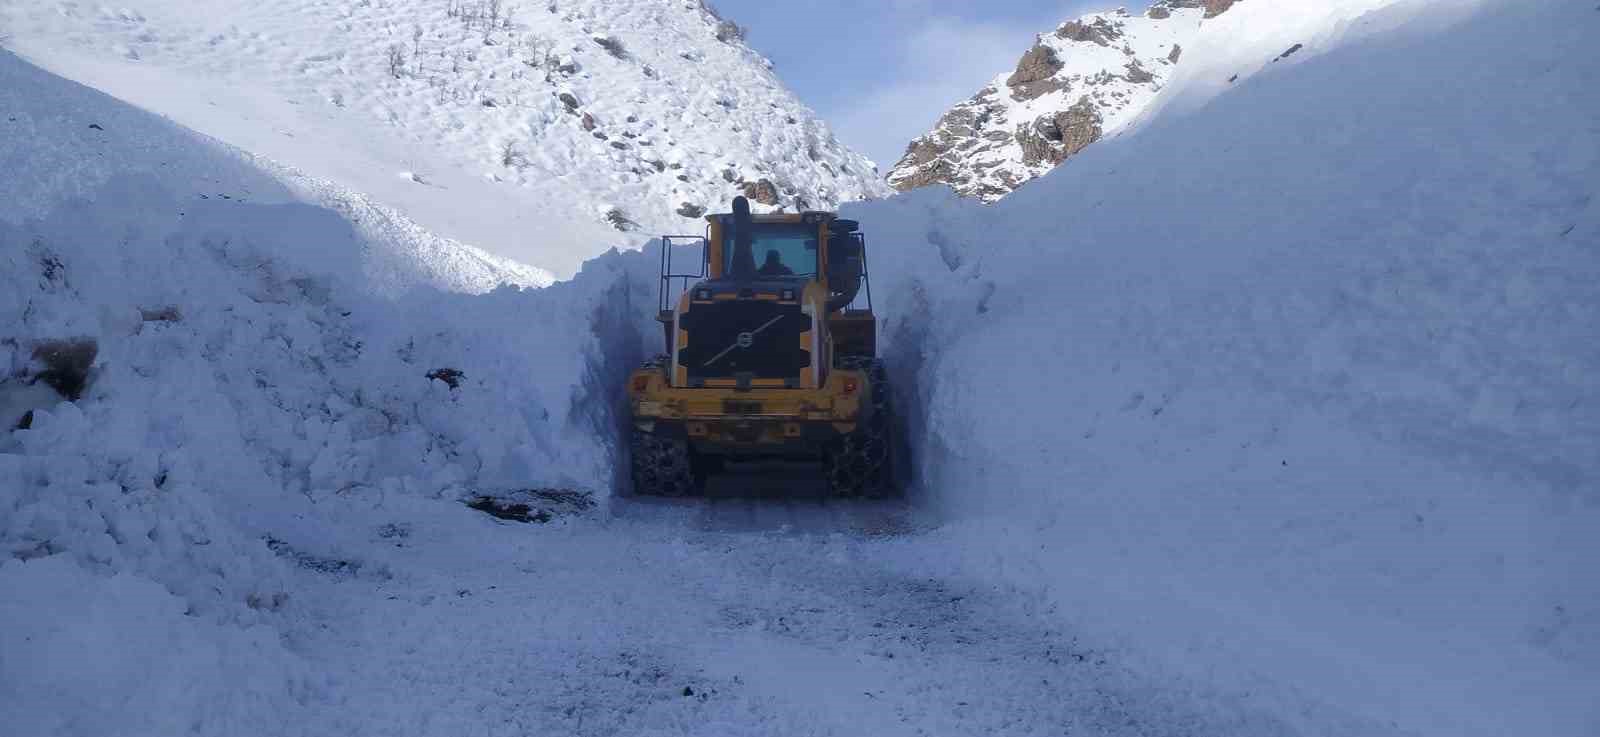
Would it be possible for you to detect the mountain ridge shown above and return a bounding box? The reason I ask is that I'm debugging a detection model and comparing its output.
[887,0,1240,202]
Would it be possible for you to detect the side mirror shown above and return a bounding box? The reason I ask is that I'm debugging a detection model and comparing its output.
[827,237,860,269]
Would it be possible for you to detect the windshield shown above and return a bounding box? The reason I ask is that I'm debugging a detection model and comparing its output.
[723,223,817,278]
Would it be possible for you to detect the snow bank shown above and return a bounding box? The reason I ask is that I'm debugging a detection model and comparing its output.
[851,1,1599,734]
[0,555,305,736]
[0,50,552,295]
[1,50,662,732]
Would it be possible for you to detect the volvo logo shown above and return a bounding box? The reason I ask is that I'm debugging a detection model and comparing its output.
[705,315,785,367]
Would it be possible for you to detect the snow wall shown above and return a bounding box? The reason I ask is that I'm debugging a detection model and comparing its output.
[846,1,1598,735]
[0,49,665,733]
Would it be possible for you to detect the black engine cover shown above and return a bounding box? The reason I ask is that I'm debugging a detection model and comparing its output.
[677,299,810,383]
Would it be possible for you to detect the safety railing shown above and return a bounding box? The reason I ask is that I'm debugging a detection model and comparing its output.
[658,234,709,314]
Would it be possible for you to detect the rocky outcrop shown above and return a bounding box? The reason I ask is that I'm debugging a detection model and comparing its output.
[740,178,780,206]
[888,5,1214,201]
[1148,0,1241,19]
[1016,98,1102,167]
[1124,59,1154,84]
[1055,17,1122,46]
[1006,44,1067,100]
[1205,0,1240,18]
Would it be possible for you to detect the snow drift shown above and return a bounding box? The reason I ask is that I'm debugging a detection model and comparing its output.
[0,49,662,733]
[852,0,1599,734]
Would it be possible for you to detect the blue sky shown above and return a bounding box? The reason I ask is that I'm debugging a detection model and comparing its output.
[713,0,1112,172]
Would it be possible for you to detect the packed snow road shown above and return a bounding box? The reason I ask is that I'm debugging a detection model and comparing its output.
[267,489,1380,737]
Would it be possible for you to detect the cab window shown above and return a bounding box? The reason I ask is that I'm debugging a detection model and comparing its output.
[723,223,818,278]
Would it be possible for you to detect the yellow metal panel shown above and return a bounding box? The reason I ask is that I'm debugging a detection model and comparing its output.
[799,328,814,388]
[673,291,690,387]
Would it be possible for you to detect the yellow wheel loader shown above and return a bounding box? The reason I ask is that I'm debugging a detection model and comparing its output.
[626,196,894,498]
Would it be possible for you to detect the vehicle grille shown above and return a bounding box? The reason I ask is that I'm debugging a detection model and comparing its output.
[677,300,810,383]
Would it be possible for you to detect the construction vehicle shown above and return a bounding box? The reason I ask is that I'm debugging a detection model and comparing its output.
[625,196,894,497]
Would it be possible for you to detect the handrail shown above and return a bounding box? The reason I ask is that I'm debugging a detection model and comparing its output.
[658,235,708,314]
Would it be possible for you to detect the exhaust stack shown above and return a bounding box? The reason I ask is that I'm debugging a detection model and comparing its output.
[728,196,757,282]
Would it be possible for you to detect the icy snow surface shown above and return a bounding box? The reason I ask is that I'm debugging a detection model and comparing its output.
[0,0,890,278]
[3,0,1598,736]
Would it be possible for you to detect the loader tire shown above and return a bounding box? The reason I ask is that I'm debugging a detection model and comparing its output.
[825,357,894,499]
[630,430,696,497]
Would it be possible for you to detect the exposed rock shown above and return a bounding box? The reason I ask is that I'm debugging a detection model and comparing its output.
[676,202,706,219]
[888,149,957,192]
[1205,0,1239,18]
[1124,60,1154,83]
[1274,43,1304,62]
[605,208,640,232]
[1054,98,1103,159]
[721,168,738,183]
[1015,98,1102,167]
[714,20,744,44]
[1056,17,1122,46]
[1168,44,1183,63]
[558,92,580,112]
[581,112,597,131]
[592,35,627,59]
[1012,76,1067,102]
[740,178,780,206]
[1006,43,1063,90]
[1015,121,1059,168]
[1149,0,1239,18]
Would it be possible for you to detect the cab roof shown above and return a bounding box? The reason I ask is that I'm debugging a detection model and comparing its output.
[705,210,838,225]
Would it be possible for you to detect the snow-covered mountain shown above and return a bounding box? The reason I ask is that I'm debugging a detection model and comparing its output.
[887,0,1238,201]
[0,0,889,277]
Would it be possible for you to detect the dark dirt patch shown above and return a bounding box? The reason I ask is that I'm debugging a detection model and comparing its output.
[31,338,98,400]
[426,368,464,389]
[467,488,596,523]
[265,536,376,577]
